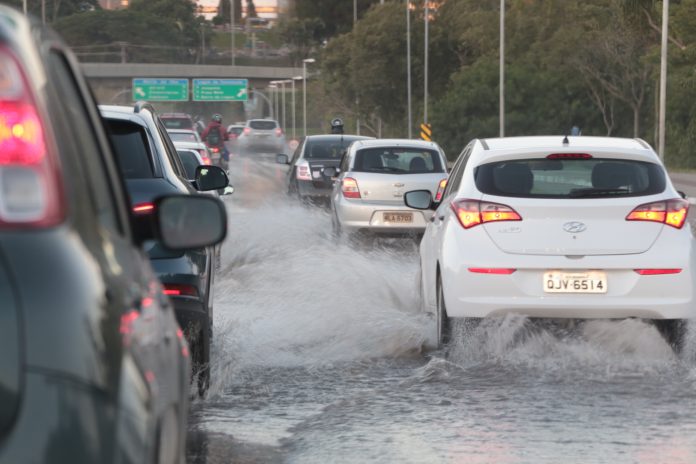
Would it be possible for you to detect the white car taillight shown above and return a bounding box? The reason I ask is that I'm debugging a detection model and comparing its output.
[296,160,312,181]
[450,199,521,229]
[275,128,283,137]
[626,199,689,229]
[341,177,361,199]
[0,47,64,229]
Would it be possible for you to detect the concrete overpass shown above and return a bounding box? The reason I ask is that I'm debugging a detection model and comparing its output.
[82,62,303,104]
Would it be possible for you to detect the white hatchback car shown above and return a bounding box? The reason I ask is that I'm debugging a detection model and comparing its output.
[405,136,694,351]
[330,139,449,237]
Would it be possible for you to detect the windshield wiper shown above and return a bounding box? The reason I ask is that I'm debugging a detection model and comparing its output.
[568,187,629,198]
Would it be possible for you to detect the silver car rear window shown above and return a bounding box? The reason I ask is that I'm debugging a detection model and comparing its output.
[475,158,666,198]
[353,148,444,174]
[249,120,277,130]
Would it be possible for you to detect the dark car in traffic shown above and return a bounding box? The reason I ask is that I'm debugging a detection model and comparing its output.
[100,103,229,394]
[277,134,373,202]
[0,6,227,463]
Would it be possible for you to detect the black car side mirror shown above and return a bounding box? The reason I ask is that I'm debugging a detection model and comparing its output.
[678,190,687,199]
[131,195,227,248]
[195,165,228,191]
[157,195,227,249]
[276,154,289,165]
[404,190,435,210]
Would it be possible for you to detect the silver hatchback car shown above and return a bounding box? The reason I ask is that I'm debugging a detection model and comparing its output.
[329,139,449,237]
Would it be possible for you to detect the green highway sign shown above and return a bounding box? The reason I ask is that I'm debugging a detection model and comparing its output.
[132,78,188,102]
[193,79,248,102]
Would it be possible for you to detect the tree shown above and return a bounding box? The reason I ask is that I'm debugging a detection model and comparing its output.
[246,0,257,18]
[277,17,324,66]
[294,0,383,41]
[4,0,100,22]
[216,0,242,24]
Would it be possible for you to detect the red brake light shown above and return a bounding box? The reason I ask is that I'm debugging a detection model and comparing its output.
[243,127,251,135]
[450,199,521,229]
[275,128,283,136]
[211,146,220,153]
[202,157,212,165]
[468,268,516,274]
[162,283,199,297]
[435,178,447,202]
[132,202,155,215]
[341,177,361,199]
[547,153,593,159]
[0,47,65,229]
[626,199,688,229]
[634,269,682,275]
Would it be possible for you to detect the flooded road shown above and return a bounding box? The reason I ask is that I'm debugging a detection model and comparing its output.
[187,151,696,464]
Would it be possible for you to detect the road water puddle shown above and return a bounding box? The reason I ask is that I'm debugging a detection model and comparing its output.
[187,154,696,463]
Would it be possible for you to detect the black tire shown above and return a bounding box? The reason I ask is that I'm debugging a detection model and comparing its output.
[436,277,452,348]
[191,326,210,397]
[654,319,686,353]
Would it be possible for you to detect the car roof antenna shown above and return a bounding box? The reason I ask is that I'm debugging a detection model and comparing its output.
[562,135,569,146]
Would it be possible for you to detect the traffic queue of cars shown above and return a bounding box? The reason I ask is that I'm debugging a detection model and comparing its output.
[280,132,694,354]
[0,7,229,462]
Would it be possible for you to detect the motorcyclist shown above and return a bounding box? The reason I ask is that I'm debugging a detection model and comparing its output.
[201,113,229,168]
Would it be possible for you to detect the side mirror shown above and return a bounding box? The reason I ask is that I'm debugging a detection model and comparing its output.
[322,167,338,177]
[276,154,289,165]
[678,190,687,199]
[404,190,434,210]
[156,195,227,250]
[195,165,229,191]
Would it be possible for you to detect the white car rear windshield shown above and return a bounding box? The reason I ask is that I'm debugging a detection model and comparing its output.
[249,120,277,130]
[353,148,444,174]
[475,158,666,198]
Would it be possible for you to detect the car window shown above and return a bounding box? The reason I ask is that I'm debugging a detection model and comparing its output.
[162,118,193,130]
[290,139,305,164]
[168,132,199,143]
[353,147,444,174]
[104,120,155,179]
[475,158,666,198]
[177,150,200,179]
[228,127,244,135]
[47,51,122,233]
[441,144,472,200]
[304,139,352,159]
[249,120,277,130]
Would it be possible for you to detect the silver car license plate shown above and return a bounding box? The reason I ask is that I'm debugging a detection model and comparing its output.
[384,212,413,223]
[543,271,607,293]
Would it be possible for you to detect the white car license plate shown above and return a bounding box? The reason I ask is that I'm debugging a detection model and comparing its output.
[384,212,413,223]
[544,271,607,293]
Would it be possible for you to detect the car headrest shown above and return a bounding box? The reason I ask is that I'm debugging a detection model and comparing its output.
[592,162,636,190]
[493,163,534,194]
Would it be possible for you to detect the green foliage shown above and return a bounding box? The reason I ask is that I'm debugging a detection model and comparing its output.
[54,9,193,63]
[216,0,243,24]
[294,0,383,40]
[277,17,325,66]
[4,0,99,22]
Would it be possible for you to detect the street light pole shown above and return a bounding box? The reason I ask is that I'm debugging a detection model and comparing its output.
[292,77,302,139]
[406,0,413,139]
[658,0,669,160]
[280,80,287,131]
[499,0,505,137]
[230,0,236,65]
[302,58,315,137]
[41,0,45,24]
[22,0,27,14]
[424,0,429,125]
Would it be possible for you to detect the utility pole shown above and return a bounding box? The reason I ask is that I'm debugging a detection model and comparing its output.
[406,0,413,139]
[499,0,505,137]
[22,0,27,14]
[658,0,669,160]
[302,58,315,137]
[424,0,429,125]
[41,0,45,24]
[230,0,236,66]
[354,0,360,135]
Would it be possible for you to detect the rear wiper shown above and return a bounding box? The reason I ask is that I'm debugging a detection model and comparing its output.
[569,187,629,198]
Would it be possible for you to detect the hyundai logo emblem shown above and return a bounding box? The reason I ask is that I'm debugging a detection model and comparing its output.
[563,221,587,233]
